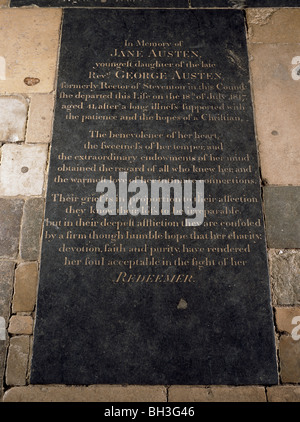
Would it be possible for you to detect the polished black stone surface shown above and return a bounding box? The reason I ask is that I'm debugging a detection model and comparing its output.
[10,0,188,8]
[30,9,278,385]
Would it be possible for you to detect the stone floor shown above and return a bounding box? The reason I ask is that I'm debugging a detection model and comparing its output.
[0,3,299,402]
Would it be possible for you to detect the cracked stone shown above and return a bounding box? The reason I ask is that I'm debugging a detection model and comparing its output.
[247,9,300,44]
[246,8,277,27]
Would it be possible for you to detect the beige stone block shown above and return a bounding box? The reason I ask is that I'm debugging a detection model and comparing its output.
[12,263,38,313]
[6,336,30,386]
[0,96,28,142]
[275,307,300,335]
[0,8,62,94]
[26,94,55,143]
[8,316,33,335]
[0,144,48,196]
[267,386,300,402]
[168,386,266,402]
[268,250,300,306]
[0,0,9,7]
[279,335,300,383]
[247,9,300,44]
[3,385,167,402]
[249,43,300,185]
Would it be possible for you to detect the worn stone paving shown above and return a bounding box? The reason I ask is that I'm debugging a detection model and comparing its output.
[0,3,299,402]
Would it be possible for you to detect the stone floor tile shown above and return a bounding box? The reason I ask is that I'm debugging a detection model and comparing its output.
[0,261,15,323]
[264,187,300,248]
[8,316,33,335]
[0,96,28,143]
[20,198,44,260]
[0,144,48,196]
[12,262,39,313]
[269,250,300,306]
[26,94,55,144]
[279,335,300,383]
[0,8,62,94]
[3,385,167,402]
[0,199,24,258]
[168,386,266,402]
[275,307,300,334]
[247,8,300,44]
[248,43,300,185]
[5,335,30,386]
[267,386,300,402]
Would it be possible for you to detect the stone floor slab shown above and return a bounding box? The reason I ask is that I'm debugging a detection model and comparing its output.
[5,336,30,386]
[3,385,167,402]
[0,96,28,143]
[12,262,39,313]
[8,316,33,335]
[248,43,300,185]
[0,261,15,323]
[29,7,278,387]
[168,386,267,402]
[279,335,300,383]
[26,94,55,143]
[0,199,24,258]
[264,187,300,248]
[275,307,300,334]
[20,198,44,260]
[0,144,48,196]
[192,1,300,7]
[0,8,62,94]
[267,386,300,402]
[247,8,300,43]
[269,250,300,306]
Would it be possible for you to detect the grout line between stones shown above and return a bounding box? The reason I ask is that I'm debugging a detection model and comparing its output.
[166,385,170,402]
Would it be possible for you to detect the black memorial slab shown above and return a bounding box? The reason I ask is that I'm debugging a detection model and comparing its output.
[10,0,189,8]
[30,9,278,385]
